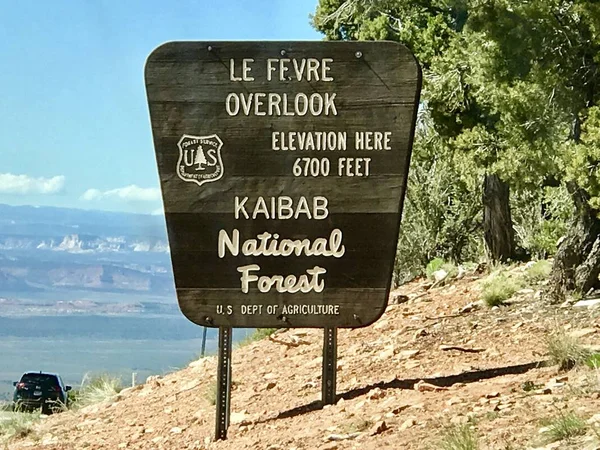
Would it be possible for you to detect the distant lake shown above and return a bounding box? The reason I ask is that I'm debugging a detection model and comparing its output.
[0,315,252,400]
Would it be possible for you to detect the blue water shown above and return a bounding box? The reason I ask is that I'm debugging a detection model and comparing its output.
[0,315,251,400]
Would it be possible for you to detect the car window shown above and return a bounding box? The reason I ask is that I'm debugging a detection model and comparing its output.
[20,374,59,386]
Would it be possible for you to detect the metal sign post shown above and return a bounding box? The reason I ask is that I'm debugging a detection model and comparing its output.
[322,327,337,405]
[201,326,208,358]
[215,327,232,440]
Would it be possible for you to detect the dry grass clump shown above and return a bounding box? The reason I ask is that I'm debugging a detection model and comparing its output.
[525,260,552,283]
[481,274,521,307]
[438,424,479,450]
[0,410,41,443]
[541,411,587,443]
[72,373,122,408]
[546,331,591,371]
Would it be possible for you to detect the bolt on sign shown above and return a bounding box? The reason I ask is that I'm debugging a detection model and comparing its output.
[145,41,422,329]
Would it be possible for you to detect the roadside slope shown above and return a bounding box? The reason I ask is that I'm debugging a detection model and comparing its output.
[7,269,600,449]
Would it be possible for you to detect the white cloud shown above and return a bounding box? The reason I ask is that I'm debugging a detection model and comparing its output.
[81,188,102,201]
[81,185,161,202]
[151,207,164,216]
[0,173,65,195]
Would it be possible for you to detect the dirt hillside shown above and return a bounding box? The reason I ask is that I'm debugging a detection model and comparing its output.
[7,267,600,449]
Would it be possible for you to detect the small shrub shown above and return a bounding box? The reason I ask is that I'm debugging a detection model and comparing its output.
[393,131,483,287]
[0,411,41,442]
[441,262,459,279]
[424,259,458,285]
[205,382,217,406]
[460,262,479,274]
[251,328,277,340]
[481,274,521,307]
[586,353,600,369]
[526,260,552,283]
[513,186,571,259]
[438,424,478,450]
[546,331,591,371]
[67,388,80,405]
[426,258,446,280]
[542,411,587,443]
[73,374,122,408]
[0,402,11,412]
[520,380,539,392]
[238,328,277,347]
[484,411,500,422]
[340,417,372,434]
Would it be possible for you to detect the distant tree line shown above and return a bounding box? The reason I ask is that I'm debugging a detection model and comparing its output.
[312,0,600,301]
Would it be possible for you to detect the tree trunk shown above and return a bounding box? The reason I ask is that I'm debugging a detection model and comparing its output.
[545,183,600,303]
[482,173,515,262]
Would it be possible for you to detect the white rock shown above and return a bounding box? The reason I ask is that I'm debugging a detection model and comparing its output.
[41,434,58,445]
[326,433,360,441]
[574,299,600,308]
[433,269,448,282]
[230,411,250,425]
[399,418,416,430]
[517,288,535,295]
[569,328,596,338]
[398,349,420,359]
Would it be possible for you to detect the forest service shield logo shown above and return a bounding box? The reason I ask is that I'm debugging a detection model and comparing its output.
[176,134,224,187]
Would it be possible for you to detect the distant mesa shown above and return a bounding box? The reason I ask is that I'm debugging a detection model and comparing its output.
[0,203,170,254]
[1,234,169,254]
[0,204,174,298]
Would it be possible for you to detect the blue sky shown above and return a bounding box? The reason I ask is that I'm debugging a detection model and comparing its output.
[0,0,321,214]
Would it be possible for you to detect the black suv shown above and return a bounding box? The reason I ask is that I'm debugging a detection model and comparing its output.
[12,372,72,414]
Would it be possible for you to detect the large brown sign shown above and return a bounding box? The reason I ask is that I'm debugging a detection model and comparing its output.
[145,41,421,328]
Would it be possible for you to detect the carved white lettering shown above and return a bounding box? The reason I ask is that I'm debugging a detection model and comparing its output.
[224,93,337,117]
[355,131,392,150]
[265,58,334,82]
[237,264,327,293]
[218,229,239,257]
[234,196,329,220]
[234,196,250,219]
[229,58,255,81]
[278,196,294,219]
[252,196,270,219]
[280,304,340,315]
[338,157,371,177]
[313,197,329,220]
[218,228,345,258]
[229,59,242,82]
[272,132,347,151]
[225,93,240,116]
[295,197,311,219]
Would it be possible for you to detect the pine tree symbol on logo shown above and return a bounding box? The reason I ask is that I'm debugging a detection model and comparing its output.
[194,145,207,171]
[176,134,224,187]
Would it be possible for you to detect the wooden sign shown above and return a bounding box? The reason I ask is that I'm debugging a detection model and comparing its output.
[145,41,421,329]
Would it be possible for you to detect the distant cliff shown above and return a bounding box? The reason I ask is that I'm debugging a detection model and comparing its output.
[0,204,174,296]
[0,233,169,254]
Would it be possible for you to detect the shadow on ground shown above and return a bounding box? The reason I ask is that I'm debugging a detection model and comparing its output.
[262,360,547,422]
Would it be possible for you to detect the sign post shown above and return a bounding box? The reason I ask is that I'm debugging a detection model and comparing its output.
[215,327,232,440]
[200,326,208,358]
[322,327,337,405]
[145,41,421,440]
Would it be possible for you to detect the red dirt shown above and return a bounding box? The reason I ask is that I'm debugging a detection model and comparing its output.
[7,268,600,449]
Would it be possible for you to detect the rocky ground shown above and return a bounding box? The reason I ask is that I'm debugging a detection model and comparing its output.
[5,265,600,449]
